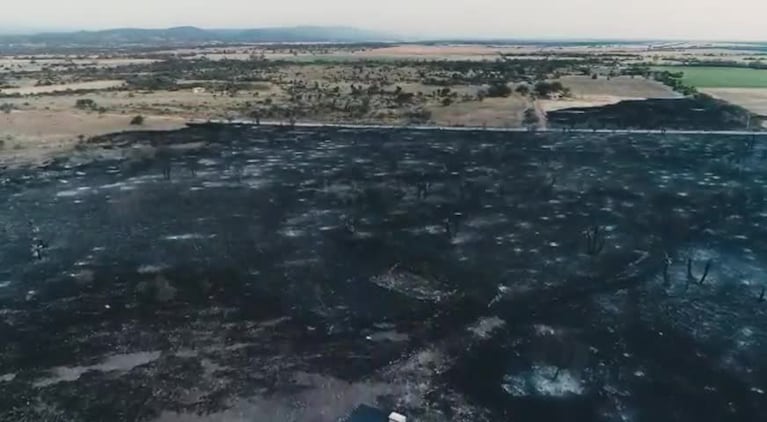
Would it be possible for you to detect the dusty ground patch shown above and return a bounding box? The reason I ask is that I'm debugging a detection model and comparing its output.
[538,96,631,112]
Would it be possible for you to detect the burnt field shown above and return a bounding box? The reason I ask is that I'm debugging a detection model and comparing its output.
[1,125,767,421]
[548,96,759,131]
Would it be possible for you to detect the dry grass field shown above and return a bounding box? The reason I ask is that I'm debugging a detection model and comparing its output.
[558,75,678,98]
[428,95,531,127]
[0,110,186,168]
[540,75,680,112]
[702,88,767,123]
[0,80,125,95]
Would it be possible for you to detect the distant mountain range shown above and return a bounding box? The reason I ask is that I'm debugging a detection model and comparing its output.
[0,26,398,46]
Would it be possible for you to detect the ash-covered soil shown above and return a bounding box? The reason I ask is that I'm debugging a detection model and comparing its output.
[1,125,766,421]
[547,96,758,131]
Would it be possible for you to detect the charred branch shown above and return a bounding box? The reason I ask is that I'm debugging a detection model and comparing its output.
[663,253,672,285]
[698,260,712,285]
[585,225,606,256]
[687,257,713,285]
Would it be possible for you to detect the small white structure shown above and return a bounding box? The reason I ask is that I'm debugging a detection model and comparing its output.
[389,412,407,422]
[192,87,206,94]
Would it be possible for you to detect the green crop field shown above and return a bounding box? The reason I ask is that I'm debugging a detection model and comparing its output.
[653,66,767,88]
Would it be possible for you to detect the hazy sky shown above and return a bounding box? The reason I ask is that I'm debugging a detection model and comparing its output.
[3,0,766,40]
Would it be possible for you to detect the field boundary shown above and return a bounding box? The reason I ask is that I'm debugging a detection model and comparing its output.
[189,119,767,136]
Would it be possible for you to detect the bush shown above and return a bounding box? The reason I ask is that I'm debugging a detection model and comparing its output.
[533,81,567,98]
[130,115,145,125]
[523,108,540,125]
[515,84,530,96]
[652,71,698,96]
[406,108,432,124]
[486,83,512,98]
[75,98,98,110]
[395,92,415,105]
[125,76,177,91]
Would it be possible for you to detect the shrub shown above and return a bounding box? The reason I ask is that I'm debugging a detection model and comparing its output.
[75,98,98,110]
[515,84,530,96]
[486,83,512,98]
[652,71,698,96]
[125,76,177,91]
[395,92,415,105]
[523,108,540,125]
[406,108,432,124]
[130,115,145,125]
[533,81,568,98]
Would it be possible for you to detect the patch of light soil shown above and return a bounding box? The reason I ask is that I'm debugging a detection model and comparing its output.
[163,233,216,241]
[33,351,161,388]
[467,316,506,339]
[502,364,585,397]
[152,372,393,422]
[366,331,410,342]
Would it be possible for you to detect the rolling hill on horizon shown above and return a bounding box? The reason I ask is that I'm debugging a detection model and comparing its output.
[0,25,398,46]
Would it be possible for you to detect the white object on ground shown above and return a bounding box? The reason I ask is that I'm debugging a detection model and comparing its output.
[389,412,407,422]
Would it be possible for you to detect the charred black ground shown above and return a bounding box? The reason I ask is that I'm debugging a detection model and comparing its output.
[1,125,766,421]
[547,96,759,130]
